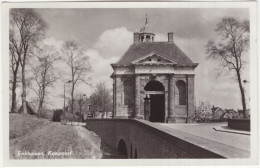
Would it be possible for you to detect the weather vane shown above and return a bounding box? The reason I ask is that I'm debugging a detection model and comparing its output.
[145,13,148,25]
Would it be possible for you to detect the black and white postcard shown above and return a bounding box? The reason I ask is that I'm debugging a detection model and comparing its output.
[1,1,258,167]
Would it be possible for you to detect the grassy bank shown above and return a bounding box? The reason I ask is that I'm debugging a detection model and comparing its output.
[9,114,50,140]
[9,114,102,159]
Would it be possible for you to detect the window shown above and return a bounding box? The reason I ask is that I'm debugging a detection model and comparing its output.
[141,36,144,42]
[157,59,161,62]
[175,80,187,105]
[146,35,150,42]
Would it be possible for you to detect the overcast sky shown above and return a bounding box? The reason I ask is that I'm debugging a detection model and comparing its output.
[29,8,250,110]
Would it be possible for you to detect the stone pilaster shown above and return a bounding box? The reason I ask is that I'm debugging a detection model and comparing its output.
[115,76,122,117]
[135,75,143,119]
[144,96,150,120]
[168,74,176,122]
[112,77,116,118]
[187,75,195,122]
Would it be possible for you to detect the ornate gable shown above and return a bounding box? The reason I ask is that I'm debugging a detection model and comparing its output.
[132,52,176,65]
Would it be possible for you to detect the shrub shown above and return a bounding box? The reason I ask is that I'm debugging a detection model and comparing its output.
[37,110,53,120]
[52,109,63,122]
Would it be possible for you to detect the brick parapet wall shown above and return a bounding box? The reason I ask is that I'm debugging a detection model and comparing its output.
[85,119,249,158]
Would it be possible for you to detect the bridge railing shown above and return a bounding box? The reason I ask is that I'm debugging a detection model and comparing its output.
[85,119,249,159]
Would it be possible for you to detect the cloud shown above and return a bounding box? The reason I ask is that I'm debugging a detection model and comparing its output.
[76,27,133,95]
[94,27,133,59]
[86,49,119,85]
[80,27,133,95]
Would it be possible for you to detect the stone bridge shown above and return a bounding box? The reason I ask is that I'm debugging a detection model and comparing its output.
[85,119,249,158]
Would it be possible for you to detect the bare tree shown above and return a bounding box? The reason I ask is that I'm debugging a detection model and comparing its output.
[89,92,99,118]
[9,30,21,113]
[10,9,47,114]
[62,41,91,113]
[89,82,112,117]
[30,44,60,117]
[206,17,249,118]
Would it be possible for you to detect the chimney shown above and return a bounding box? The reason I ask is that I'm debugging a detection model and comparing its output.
[134,32,140,43]
[168,32,173,42]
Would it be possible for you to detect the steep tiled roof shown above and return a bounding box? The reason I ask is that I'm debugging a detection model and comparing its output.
[114,42,196,66]
[211,107,220,113]
[225,109,237,113]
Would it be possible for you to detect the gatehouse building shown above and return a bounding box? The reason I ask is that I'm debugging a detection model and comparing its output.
[111,17,198,123]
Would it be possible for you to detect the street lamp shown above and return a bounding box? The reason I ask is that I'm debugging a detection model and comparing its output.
[64,80,72,114]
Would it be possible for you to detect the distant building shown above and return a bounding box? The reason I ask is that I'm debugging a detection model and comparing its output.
[227,109,239,119]
[222,109,239,119]
[211,106,225,120]
[111,16,198,123]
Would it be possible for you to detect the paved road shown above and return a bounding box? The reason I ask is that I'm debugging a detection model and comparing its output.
[160,122,250,151]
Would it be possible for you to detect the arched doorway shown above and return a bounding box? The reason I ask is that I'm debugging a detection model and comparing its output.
[117,139,128,158]
[144,80,165,122]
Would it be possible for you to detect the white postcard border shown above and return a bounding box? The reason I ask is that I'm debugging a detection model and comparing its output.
[1,1,258,167]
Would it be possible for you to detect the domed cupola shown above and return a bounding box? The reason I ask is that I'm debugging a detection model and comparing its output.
[133,14,155,43]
